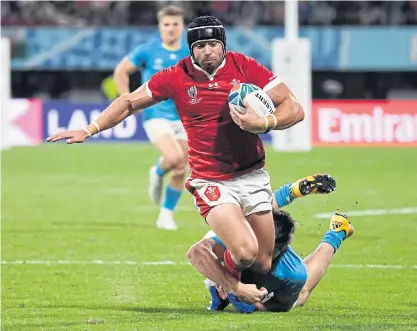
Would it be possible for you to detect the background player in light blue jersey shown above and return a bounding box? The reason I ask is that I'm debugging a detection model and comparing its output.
[114,6,190,230]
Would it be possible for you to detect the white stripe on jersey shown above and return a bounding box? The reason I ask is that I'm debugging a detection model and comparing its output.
[263,77,282,92]
[203,230,217,239]
[145,81,152,98]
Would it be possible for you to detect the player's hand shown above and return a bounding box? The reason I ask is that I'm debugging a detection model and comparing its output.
[229,102,265,134]
[215,285,228,300]
[47,129,90,144]
[235,283,268,304]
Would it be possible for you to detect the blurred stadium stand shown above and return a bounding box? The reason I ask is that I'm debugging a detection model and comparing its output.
[2,1,417,26]
[1,1,417,101]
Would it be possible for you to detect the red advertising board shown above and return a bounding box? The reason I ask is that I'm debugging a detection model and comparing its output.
[312,100,417,146]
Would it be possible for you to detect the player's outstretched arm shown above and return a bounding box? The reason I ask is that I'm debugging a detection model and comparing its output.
[266,82,304,130]
[46,83,158,144]
[187,239,267,304]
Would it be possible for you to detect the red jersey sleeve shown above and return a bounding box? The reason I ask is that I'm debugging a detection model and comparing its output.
[242,55,281,90]
[146,67,176,101]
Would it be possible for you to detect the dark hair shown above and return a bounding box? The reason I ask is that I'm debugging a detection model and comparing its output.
[157,5,184,22]
[272,210,296,251]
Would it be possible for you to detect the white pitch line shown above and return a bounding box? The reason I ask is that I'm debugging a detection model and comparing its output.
[315,207,417,219]
[130,205,197,212]
[0,260,189,266]
[1,260,416,269]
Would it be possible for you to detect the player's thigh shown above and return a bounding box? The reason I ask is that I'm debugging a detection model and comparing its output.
[173,133,189,175]
[207,203,258,264]
[246,210,275,273]
[241,168,273,216]
[176,139,188,162]
[143,119,185,165]
[185,178,258,262]
[172,120,188,155]
[241,168,274,273]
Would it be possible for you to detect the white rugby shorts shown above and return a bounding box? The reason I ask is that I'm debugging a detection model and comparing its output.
[185,168,273,218]
[143,118,187,143]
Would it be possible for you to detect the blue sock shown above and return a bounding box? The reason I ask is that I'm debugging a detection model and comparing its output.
[163,185,182,211]
[274,183,295,208]
[155,160,166,177]
[321,230,346,253]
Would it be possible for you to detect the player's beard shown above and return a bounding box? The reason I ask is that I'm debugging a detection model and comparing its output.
[200,61,216,73]
[198,55,224,74]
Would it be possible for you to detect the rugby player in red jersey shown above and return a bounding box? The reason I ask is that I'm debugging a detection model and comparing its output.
[47,16,304,304]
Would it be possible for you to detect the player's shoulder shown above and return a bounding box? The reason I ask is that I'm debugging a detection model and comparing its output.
[141,38,162,50]
[174,56,193,72]
[226,51,258,66]
[155,56,190,77]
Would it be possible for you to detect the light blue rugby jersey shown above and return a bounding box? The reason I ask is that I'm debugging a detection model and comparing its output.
[127,38,189,122]
[212,236,307,297]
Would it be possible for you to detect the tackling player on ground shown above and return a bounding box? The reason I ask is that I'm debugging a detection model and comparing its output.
[187,173,354,313]
[114,5,189,230]
[47,16,304,303]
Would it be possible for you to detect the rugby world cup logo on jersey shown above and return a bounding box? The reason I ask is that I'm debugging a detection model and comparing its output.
[187,85,201,104]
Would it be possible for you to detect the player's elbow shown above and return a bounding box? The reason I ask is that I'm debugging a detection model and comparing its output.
[291,96,304,124]
[186,242,205,264]
[187,238,215,264]
[119,93,133,106]
[113,64,125,82]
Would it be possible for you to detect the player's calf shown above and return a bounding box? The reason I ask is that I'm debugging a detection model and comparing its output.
[246,210,274,275]
[156,162,187,230]
[206,205,259,279]
[295,213,355,308]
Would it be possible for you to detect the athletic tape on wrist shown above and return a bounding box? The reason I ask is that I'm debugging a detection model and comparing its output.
[92,121,101,132]
[268,114,278,129]
[84,127,92,137]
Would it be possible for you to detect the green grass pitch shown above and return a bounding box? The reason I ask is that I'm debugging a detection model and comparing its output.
[2,144,417,331]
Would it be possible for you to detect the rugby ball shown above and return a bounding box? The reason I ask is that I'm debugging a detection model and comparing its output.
[228,83,275,118]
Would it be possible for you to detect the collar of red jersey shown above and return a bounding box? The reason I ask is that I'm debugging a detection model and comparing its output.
[191,57,226,81]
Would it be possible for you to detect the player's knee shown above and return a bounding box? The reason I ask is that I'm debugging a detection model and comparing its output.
[232,243,258,269]
[186,242,202,263]
[171,163,187,179]
[251,256,272,274]
[164,153,184,170]
[295,288,310,307]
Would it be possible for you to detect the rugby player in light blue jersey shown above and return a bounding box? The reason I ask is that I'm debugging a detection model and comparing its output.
[187,173,354,312]
[114,5,190,230]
